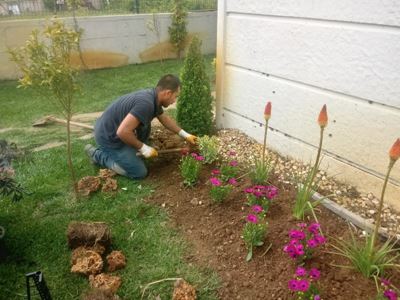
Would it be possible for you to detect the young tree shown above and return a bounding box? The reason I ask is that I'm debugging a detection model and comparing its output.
[9,19,82,196]
[168,0,187,58]
[177,36,213,136]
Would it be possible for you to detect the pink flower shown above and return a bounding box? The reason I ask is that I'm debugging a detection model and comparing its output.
[254,191,262,197]
[288,280,298,291]
[295,266,307,277]
[195,155,205,161]
[314,295,321,300]
[308,223,320,234]
[247,214,258,223]
[309,268,320,280]
[244,188,254,194]
[381,278,391,287]
[211,169,221,175]
[384,289,398,300]
[191,153,198,158]
[307,239,318,248]
[228,150,236,156]
[228,178,237,185]
[314,234,326,245]
[229,160,238,167]
[297,279,310,292]
[210,177,221,186]
[252,205,263,213]
[289,230,306,240]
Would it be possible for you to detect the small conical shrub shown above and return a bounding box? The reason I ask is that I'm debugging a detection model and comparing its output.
[177,36,213,136]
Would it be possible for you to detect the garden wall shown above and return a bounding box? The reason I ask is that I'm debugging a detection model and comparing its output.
[0,11,216,80]
[215,0,400,209]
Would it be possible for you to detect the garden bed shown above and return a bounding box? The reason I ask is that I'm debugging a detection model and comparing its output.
[145,127,399,300]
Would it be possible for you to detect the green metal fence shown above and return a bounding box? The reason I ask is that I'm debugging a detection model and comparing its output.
[0,0,217,19]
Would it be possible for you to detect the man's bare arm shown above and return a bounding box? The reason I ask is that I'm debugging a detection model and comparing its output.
[116,114,143,149]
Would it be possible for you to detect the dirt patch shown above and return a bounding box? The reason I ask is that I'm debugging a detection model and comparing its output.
[144,128,399,300]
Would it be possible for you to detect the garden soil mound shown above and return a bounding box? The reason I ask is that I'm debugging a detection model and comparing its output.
[146,128,399,300]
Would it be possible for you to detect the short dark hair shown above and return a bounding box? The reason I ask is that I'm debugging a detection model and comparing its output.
[156,74,181,92]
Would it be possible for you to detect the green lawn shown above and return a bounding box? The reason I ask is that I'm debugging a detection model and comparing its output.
[0,57,218,299]
[0,55,215,150]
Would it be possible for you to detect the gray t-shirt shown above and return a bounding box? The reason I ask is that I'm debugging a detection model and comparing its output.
[94,88,163,148]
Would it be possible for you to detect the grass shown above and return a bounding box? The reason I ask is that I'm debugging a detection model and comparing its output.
[0,56,218,299]
[0,55,215,149]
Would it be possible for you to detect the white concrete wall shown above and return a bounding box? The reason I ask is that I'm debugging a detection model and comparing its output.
[216,0,400,209]
[0,11,217,79]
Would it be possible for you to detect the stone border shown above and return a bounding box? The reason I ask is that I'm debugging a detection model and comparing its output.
[313,191,400,241]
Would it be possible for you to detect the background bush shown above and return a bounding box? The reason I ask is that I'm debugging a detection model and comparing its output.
[177,36,213,136]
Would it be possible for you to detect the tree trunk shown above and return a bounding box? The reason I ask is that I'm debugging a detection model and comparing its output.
[66,115,78,197]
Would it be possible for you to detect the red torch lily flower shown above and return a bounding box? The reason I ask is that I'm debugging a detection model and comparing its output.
[264,101,272,121]
[318,104,328,128]
[389,138,400,162]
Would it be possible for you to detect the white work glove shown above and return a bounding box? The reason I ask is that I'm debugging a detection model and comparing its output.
[178,129,197,145]
[139,143,158,158]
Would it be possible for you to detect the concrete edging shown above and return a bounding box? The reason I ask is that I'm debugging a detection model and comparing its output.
[312,191,400,241]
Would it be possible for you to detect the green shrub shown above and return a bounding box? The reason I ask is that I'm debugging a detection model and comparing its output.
[168,0,187,58]
[177,36,213,136]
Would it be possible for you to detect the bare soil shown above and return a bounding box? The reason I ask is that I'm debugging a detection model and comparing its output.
[145,128,399,300]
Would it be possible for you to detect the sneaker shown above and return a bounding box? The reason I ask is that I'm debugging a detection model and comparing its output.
[84,144,98,165]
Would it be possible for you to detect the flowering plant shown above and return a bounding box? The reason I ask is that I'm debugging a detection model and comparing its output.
[288,266,321,300]
[250,157,274,185]
[209,169,236,203]
[179,152,204,186]
[375,278,399,300]
[283,222,326,262]
[331,138,400,278]
[293,105,328,220]
[197,135,219,164]
[220,151,239,182]
[242,205,267,261]
[244,185,278,212]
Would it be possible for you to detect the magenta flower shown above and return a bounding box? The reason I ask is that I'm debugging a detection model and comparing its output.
[247,214,258,223]
[211,169,221,175]
[210,177,221,186]
[229,160,238,167]
[381,278,391,287]
[195,155,205,161]
[314,296,321,300]
[191,153,198,158]
[254,191,262,197]
[228,178,237,185]
[314,234,326,245]
[309,268,321,280]
[252,205,263,213]
[307,239,318,248]
[289,230,306,240]
[308,223,321,234]
[244,188,254,194]
[384,290,398,300]
[295,266,307,277]
[288,280,298,291]
[297,279,310,292]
